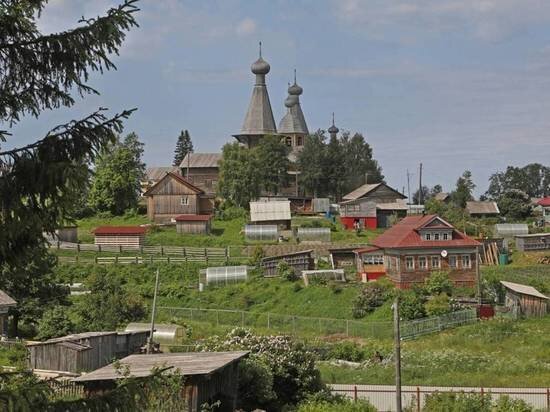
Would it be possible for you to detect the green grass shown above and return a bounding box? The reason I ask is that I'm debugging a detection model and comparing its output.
[319,316,550,387]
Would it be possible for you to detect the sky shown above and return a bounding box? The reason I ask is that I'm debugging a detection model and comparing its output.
[8,0,550,196]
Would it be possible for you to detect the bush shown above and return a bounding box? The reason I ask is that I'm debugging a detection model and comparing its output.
[36,306,74,340]
[217,205,248,221]
[352,282,392,318]
[249,245,265,266]
[278,261,298,281]
[424,271,453,296]
[297,398,377,412]
[423,392,491,412]
[424,293,452,317]
[328,341,365,362]
[399,290,426,320]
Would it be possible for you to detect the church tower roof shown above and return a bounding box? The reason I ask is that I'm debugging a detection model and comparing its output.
[235,42,277,143]
[278,70,309,135]
[328,112,339,137]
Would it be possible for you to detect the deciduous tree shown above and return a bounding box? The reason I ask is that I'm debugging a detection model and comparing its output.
[255,135,290,194]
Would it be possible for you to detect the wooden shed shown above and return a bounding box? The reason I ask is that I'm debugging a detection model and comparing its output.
[74,351,248,412]
[175,214,213,234]
[500,281,548,318]
[328,247,357,270]
[92,226,147,248]
[249,200,291,230]
[27,331,150,373]
[261,250,314,277]
[0,290,16,337]
[515,233,550,252]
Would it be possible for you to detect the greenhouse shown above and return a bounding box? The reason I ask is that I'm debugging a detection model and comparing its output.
[494,224,528,239]
[301,269,346,286]
[125,323,185,342]
[312,198,330,213]
[244,224,278,241]
[297,227,331,242]
[202,265,249,286]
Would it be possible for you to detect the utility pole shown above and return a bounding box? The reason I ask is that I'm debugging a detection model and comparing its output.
[147,268,160,354]
[186,150,191,180]
[393,296,402,412]
[406,170,412,205]
[418,162,423,205]
[476,247,482,305]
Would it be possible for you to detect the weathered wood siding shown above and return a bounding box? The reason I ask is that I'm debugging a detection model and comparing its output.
[94,234,144,248]
[147,176,203,222]
[515,233,550,252]
[176,220,211,234]
[185,167,219,195]
[505,291,548,317]
[340,200,377,218]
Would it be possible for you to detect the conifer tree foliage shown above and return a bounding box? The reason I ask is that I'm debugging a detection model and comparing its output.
[451,170,476,208]
[173,129,194,166]
[296,131,326,197]
[88,132,146,215]
[0,0,139,267]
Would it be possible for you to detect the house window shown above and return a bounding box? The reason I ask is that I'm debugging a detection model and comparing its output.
[364,255,384,265]
[297,136,303,146]
[418,256,427,270]
[355,205,361,212]
[405,256,414,271]
[443,233,449,240]
[449,255,457,269]
[461,254,471,269]
[425,233,431,240]
[434,233,440,240]
[285,136,292,146]
[180,196,189,206]
[431,256,441,269]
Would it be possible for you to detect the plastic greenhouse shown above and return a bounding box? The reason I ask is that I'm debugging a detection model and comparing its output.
[494,224,528,239]
[202,265,249,286]
[312,198,330,213]
[244,224,278,241]
[125,323,184,342]
[297,227,331,242]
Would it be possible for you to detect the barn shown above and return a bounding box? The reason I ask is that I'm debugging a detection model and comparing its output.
[27,331,150,374]
[175,214,213,234]
[74,351,249,412]
[92,226,147,248]
[179,152,222,195]
[143,172,214,223]
[500,281,548,318]
[0,290,16,337]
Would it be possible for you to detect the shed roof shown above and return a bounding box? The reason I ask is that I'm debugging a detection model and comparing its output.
[27,330,149,347]
[376,201,408,211]
[434,192,450,201]
[261,249,313,262]
[143,172,204,197]
[342,183,406,201]
[175,214,212,222]
[0,290,16,307]
[74,351,249,382]
[250,200,291,222]
[371,214,480,249]
[145,167,180,182]
[466,201,500,215]
[494,224,528,236]
[500,281,549,300]
[537,197,550,207]
[92,226,147,235]
[179,153,222,169]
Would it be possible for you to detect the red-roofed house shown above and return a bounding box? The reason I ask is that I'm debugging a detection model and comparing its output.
[538,197,550,225]
[175,214,213,234]
[143,172,214,223]
[370,214,481,289]
[92,226,147,248]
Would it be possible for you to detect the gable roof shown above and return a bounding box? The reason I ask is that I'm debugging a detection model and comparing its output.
[27,330,149,347]
[92,226,147,235]
[143,172,204,197]
[537,197,550,207]
[74,351,249,382]
[466,201,500,215]
[371,214,480,249]
[145,167,180,182]
[342,183,406,201]
[250,201,291,222]
[434,192,450,201]
[500,281,549,300]
[179,153,222,169]
[0,290,16,307]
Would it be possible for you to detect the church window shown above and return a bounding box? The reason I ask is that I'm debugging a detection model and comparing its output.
[285,136,292,146]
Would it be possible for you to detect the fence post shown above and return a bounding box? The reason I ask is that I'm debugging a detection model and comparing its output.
[547,388,549,411]
[115,256,118,264]
[353,385,358,402]
[241,311,244,327]
[346,320,349,337]
[119,245,122,253]
[95,256,98,264]
[205,248,208,264]
[416,387,421,412]
[161,246,164,256]
[225,247,229,264]
[77,244,80,253]
[98,244,102,253]
[183,247,187,263]
[267,313,270,329]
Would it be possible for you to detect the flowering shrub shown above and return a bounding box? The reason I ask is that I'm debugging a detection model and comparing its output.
[199,328,325,410]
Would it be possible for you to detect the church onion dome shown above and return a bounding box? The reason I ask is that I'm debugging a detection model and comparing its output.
[328,124,339,134]
[285,94,298,108]
[288,82,303,96]
[251,57,270,75]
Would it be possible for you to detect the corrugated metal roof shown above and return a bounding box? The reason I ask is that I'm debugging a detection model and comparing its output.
[0,290,16,307]
[175,214,212,222]
[74,351,249,382]
[494,224,529,236]
[250,201,291,222]
[145,167,180,182]
[342,183,381,201]
[179,153,222,169]
[500,281,549,300]
[466,201,500,215]
[538,197,550,207]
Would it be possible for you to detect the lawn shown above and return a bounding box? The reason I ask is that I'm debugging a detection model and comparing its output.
[319,316,550,387]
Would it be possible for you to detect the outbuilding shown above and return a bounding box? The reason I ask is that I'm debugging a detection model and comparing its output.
[249,200,291,229]
[0,290,16,337]
[92,226,147,248]
[515,233,550,252]
[74,351,249,412]
[466,201,500,218]
[500,281,548,317]
[261,250,314,277]
[175,214,213,234]
[537,197,550,225]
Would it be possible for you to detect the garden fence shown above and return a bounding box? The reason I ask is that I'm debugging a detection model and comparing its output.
[330,384,550,412]
[400,309,477,340]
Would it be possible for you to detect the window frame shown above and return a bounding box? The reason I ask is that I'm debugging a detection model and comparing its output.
[180,195,189,206]
[449,255,457,269]
[418,256,428,270]
[461,254,471,269]
[405,256,415,271]
[434,233,440,241]
[443,233,449,240]
[425,233,431,241]
[431,255,441,269]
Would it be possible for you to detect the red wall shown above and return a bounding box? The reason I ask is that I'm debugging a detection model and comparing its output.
[340,216,377,230]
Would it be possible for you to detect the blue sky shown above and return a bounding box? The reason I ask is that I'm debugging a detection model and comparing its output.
[9,0,550,196]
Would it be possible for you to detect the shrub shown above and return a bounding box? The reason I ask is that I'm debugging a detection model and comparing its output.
[492,395,533,412]
[278,261,298,281]
[352,282,391,318]
[424,271,453,296]
[399,290,426,320]
[297,398,377,412]
[249,245,265,266]
[424,293,452,317]
[218,205,248,221]
[36,306,74,340]
[328,341,365,362]
[293,283,303,292]
[423,392,491,412]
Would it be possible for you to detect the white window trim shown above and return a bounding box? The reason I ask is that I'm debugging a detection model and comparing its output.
[180,196,189,206]
[425,233,431,240]
[405,256,415,271]
[461,254,471,269]
[418,256,428,270]
[431,256,441,269]
[434,233,440,240]
[449,255,457,269]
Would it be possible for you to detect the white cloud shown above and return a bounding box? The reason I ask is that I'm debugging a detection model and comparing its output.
[333,0,550,41]
[236,18,257,36]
